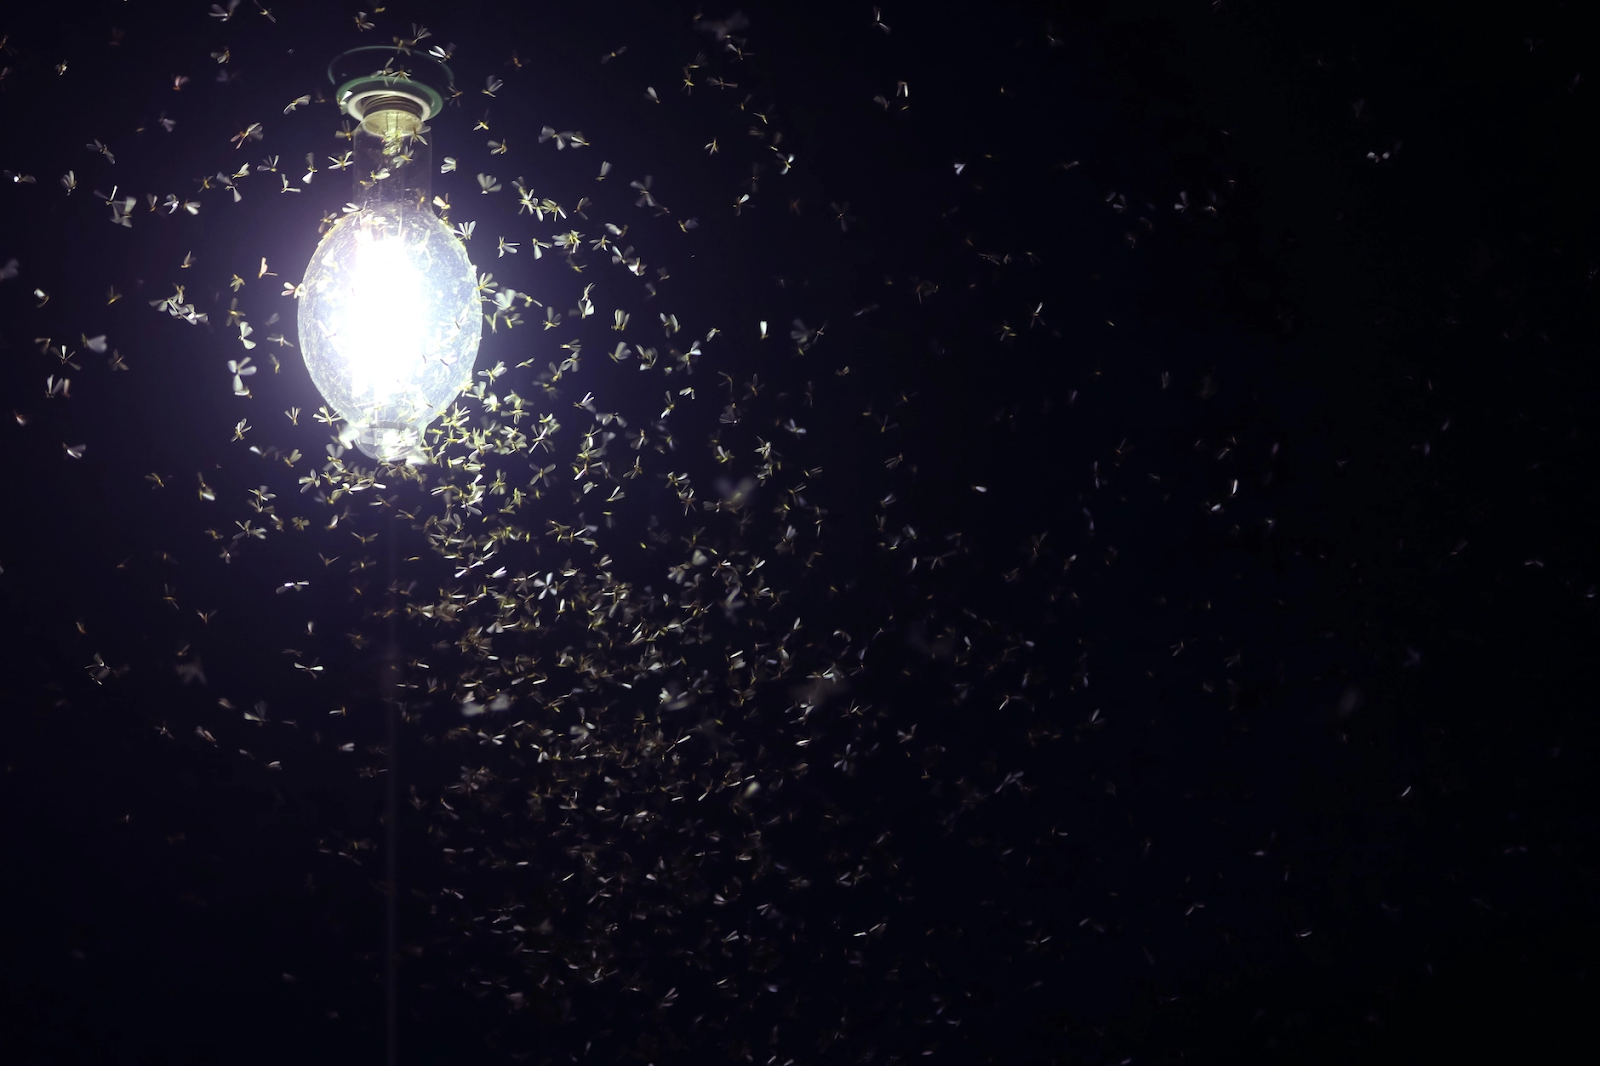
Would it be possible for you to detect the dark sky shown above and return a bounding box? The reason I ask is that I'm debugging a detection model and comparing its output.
[1,1,1595,1063]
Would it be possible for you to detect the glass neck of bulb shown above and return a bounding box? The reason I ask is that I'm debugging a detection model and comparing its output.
[352,100,432,208]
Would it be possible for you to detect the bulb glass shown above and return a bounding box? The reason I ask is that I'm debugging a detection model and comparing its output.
[298,201,479,460]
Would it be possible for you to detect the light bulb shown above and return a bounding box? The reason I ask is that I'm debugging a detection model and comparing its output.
[299,201,479,461]
[300,49,480,462]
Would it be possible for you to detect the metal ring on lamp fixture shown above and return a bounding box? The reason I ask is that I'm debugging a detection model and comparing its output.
[327,45,453,121]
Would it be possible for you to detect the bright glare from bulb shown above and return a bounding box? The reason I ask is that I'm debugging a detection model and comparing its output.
[298,201,480,461]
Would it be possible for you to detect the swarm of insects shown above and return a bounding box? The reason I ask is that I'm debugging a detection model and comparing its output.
[3,5,1581,1066]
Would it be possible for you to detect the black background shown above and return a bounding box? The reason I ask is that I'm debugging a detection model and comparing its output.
[1,1,1595,1063]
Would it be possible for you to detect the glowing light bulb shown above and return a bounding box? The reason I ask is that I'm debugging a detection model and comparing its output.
[299,47,479,462]
[299,202,478,461]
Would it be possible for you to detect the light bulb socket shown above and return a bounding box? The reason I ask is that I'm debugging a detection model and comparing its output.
[354,94,425,138]
[336,52,439,206]
[329,45,451,122]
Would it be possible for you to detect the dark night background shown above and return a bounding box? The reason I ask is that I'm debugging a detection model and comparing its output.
[1,1,1596,1063]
